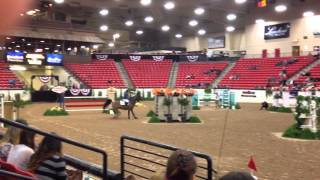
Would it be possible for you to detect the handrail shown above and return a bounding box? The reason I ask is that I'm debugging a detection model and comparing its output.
[0,169,35,180]
[0,118,109,180]
[120,135,216,180]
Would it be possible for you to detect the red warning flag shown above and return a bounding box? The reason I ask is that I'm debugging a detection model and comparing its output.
[248,156,258,172]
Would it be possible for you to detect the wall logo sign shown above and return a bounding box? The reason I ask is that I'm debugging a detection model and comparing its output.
[264,23,290,40]
[241,91,257,98]
[46,54,63,64]
[96,54,109,60]
[6,52,24,63]
[187,56,199,62]
[130,56,141,61]
[152,56,165,61]
[26,54,45,65]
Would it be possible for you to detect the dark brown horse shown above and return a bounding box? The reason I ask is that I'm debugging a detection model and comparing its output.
[102,91,142,119]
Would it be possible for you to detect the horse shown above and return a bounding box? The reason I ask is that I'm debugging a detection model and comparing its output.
[102,91,142,119]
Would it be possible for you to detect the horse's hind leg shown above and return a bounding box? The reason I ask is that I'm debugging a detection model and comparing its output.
[128,110,131,119]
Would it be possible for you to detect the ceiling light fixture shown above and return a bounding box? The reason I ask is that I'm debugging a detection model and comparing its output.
[175,34,183,38]
[54,0,64,4]
[125,20,134,26]
[144,16,154,23]
[235,0,247,4]
[99,9,109,16]
[198,29,206,35]
[189,20,198,27]
[108,42,115,47]
[100,25,109,31]
[226,26,235,32]
[140,0,152,6]
[136,30,144,35]
[226,13,237,21]
[303,11,314,17]
[164,1,175,10]
[255,19,265,24]
[275,4,287,12]
[161,25,170,31]
[113,33,120,39]
[194,8,205,15]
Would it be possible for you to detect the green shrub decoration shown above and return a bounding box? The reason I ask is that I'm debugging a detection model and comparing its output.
[188,116,202,123]
[204,88,212,94]
[147,110,157,117]
[268,106,292,113]
[192,106,201,110]
[283,124,319,140]
[44,107,69,116]
[163,97,172,106]
[148,116,161,123]
[235,103,241,109]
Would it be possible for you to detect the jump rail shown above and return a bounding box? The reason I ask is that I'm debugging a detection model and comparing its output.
[0,118,110,180]
[120,135,216,180]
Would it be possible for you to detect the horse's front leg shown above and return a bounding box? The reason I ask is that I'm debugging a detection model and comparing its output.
[128,109,131,119]
[131,109,138,119]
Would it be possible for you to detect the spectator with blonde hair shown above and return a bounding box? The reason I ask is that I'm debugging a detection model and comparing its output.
[0,119,28,161]
[151,149,197,180]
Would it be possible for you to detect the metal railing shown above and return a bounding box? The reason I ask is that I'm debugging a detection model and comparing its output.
[0,169,35,180]
[0,118,110,180]
[120,135,216,180]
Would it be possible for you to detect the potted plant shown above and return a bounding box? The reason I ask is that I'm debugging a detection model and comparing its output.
[163,97,173,122]
[178,98,190,122]
[13,94,25,119]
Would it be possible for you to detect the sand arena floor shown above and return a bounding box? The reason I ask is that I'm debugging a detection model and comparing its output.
[19,102,320,180]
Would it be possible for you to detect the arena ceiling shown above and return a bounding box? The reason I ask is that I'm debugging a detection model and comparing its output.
[27,0,319,39]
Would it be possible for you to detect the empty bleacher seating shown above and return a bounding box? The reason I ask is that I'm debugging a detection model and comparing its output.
[175,62,228,88]
[219,56,314,89]
[0,61,23,90]
[65,60,125,88]
[122,59,172,88]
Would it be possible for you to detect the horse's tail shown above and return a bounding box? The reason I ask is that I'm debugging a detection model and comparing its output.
[103,99,112,110]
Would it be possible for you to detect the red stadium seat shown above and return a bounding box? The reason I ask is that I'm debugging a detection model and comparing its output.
[122,59,172,88]
[65,60,125,88]
[218,56,314,89]
[0,61,24,90]
[0,159,35,180]
[175,62,228,88]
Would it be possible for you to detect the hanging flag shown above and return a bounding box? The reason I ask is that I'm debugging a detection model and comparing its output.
[257,0,267,8]
[248,156,258,172]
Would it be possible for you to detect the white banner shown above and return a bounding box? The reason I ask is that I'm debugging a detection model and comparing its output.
[52,86,68,94]
[152,56,165,62]
[129,56,141,61]
[187,55,199,62]
[96,55,108,60]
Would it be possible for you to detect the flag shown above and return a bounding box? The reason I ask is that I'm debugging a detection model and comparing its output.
[248,156,257,172]
[257,0,267,8]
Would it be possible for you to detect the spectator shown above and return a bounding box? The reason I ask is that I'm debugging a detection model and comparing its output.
[7,129,35,170]
[150,149,197,180]
[28,133,67,180]
[260,101,269,110]
[0,119,28,161]
[219,171,255,180]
